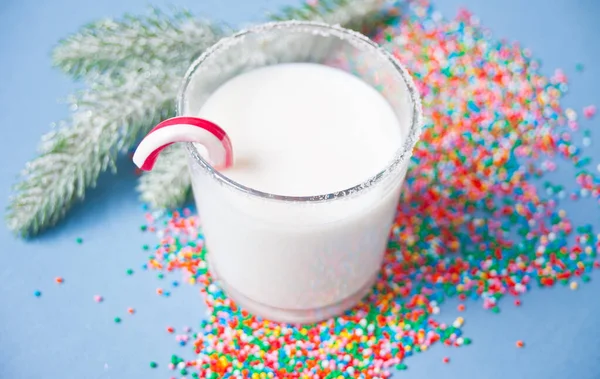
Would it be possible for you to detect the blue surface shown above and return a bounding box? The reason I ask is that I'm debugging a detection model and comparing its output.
[1,0,599,378]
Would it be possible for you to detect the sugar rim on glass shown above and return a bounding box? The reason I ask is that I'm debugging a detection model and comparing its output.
[177,20,423,203]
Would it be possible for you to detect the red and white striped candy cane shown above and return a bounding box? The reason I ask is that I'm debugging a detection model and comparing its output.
[132,116,233,171]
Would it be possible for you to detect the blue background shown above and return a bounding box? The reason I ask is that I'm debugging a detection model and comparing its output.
[1,0,599,378]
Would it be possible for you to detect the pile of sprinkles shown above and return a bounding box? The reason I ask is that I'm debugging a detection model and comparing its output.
[139,1,599,378]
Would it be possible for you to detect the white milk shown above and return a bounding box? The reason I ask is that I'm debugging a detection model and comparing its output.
[186,63,409,323]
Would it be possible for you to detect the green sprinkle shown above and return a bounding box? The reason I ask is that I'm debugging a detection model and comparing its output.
[582,275,591,283]
[150,361,158,368]
[126,269,134,275]
[76,237,83,244]
[114,317,121,323]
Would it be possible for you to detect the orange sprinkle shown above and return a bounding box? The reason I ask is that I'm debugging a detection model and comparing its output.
[55,277,64,284]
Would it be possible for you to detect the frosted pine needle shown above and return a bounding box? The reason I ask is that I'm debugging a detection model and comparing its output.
[53,8,227,80]
[6,60,180,236]
[137,145,190,209]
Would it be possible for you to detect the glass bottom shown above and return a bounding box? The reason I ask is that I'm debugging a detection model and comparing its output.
[208,253,377,324]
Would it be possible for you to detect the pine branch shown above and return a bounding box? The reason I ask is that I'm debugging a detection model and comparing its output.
[7,9,224,236]
[53,8,227,80]
[6,60,180,237]
[137,144,190,209]
[268,0,387,31]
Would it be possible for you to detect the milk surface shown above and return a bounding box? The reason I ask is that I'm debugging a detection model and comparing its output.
[197,63,403,196]
[186,63,409,322]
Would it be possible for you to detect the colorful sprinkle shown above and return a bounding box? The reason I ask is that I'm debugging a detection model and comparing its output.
[516,340,525,348]
[94,295,103,303]
[128,307,135,314]
[583,105,597,119]
[114,317,121,324]
[55,277,64,284]
[34,290,41,297]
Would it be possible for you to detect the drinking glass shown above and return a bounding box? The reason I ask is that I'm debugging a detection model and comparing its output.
[178,21,422,323]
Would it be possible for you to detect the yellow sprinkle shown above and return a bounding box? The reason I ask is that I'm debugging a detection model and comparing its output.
[570,281,578,290]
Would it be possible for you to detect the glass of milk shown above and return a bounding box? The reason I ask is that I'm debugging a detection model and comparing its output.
[178,21,422,324]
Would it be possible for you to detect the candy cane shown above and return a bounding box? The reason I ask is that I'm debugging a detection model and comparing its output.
[132,116,233,171]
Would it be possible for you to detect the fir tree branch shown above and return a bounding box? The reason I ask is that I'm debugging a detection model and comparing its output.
[6,60,181,237]
[268,0,387,31]
[7,9,224,236]
[53,8,227,80]
[137,145,190,209]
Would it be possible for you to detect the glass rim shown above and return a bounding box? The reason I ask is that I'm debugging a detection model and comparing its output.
[177,20,423,203]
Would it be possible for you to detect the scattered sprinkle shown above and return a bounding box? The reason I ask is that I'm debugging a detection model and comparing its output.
[150,361,158,369]
[516,340,525,348]
[94,295,103,303]
[55,277,64,284]
[126,269,134,275]
[443,357,450,364]
[583,105,597,119]
[76,237,83,244]
[114,317,121,324]
[34,290,41,297]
